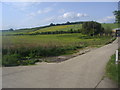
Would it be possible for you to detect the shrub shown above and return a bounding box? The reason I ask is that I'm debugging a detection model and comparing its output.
[18,59,39,65]
[2,54,20,66]
[2,45,84,60]
[2,53,39,66]
[82,21,104,36]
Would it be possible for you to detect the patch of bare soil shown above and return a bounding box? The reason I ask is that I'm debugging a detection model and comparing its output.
[36,47,97,64]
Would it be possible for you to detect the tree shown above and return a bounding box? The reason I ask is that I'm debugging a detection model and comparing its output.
[50,23,55,26]
[82,21,104,36]
[104,26,112,36]
[66,21,70,25]
[9,28,14,31]
[113,10,120,23]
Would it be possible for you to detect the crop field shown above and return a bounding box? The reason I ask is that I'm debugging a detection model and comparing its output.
[3,33,115,58]
[2,22,117,66]
[3,33,113,49]
[28,24,82,34]
[2,23,118,35]
[2,24,82,35]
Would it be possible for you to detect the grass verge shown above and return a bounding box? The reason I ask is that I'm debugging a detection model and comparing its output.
[106,54,120,85]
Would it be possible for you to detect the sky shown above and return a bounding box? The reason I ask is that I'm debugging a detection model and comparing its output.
[0,2,118,30]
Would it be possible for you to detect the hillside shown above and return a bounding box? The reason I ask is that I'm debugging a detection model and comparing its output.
[102,23,118,29]
[2,23,119,35]
[27,24,82,35]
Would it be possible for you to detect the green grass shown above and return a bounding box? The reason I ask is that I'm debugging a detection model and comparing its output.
[2,29,34,35]
[2,23,118,35]
[2,24,82,35]
[102,23,119,29]
[2,33,114,59]
[28,24,82,34]
[2,32,115,67]
[2,33,113,49]
[2,23,117,66]
[2,33,114,66]
[106,54,120,84]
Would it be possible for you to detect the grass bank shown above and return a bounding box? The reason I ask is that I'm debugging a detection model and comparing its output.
[106,54,120,85]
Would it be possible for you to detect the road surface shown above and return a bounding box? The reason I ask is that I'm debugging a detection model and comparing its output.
[2,39,118,88]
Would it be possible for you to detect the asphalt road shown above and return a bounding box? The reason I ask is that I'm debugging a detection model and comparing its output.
[2,39,118,88]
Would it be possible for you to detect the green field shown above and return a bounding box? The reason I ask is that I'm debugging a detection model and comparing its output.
[3,33,114,49]
[2,23,118,35]
[2,28,35,35]
[2,22,117,66]
[102,23,119,29]
[28,24,82,34]
[2,24,81,35]
[2,33,115,60]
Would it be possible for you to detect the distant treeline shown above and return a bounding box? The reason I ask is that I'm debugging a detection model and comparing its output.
[49,21,84,26]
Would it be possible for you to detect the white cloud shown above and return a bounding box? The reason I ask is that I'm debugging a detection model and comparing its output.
[37,10,42,14]
[44,12,88,23]
[44,16,58,23]
[37,7,52,14]
[44,17,55,22]
[58,9,65,13]
[98,16,115,23]
[60,12,87,20]
[44,7,52,13]
[28,12,36,17]
[27,7,53,18]
[77,13,87,17]
[63,12,71,18]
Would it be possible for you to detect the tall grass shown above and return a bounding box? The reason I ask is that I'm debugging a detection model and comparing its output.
[106,54,120,85]
[2,33,113,49]
[2,33,114,66]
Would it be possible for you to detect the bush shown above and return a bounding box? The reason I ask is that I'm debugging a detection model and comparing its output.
[2,54,20,66]
[18,59,39,65]
[82,21,104,36]
[2,54,39,66]
[2,45,84,59]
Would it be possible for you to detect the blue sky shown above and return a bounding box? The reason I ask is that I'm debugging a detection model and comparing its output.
[0,2,118,30]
